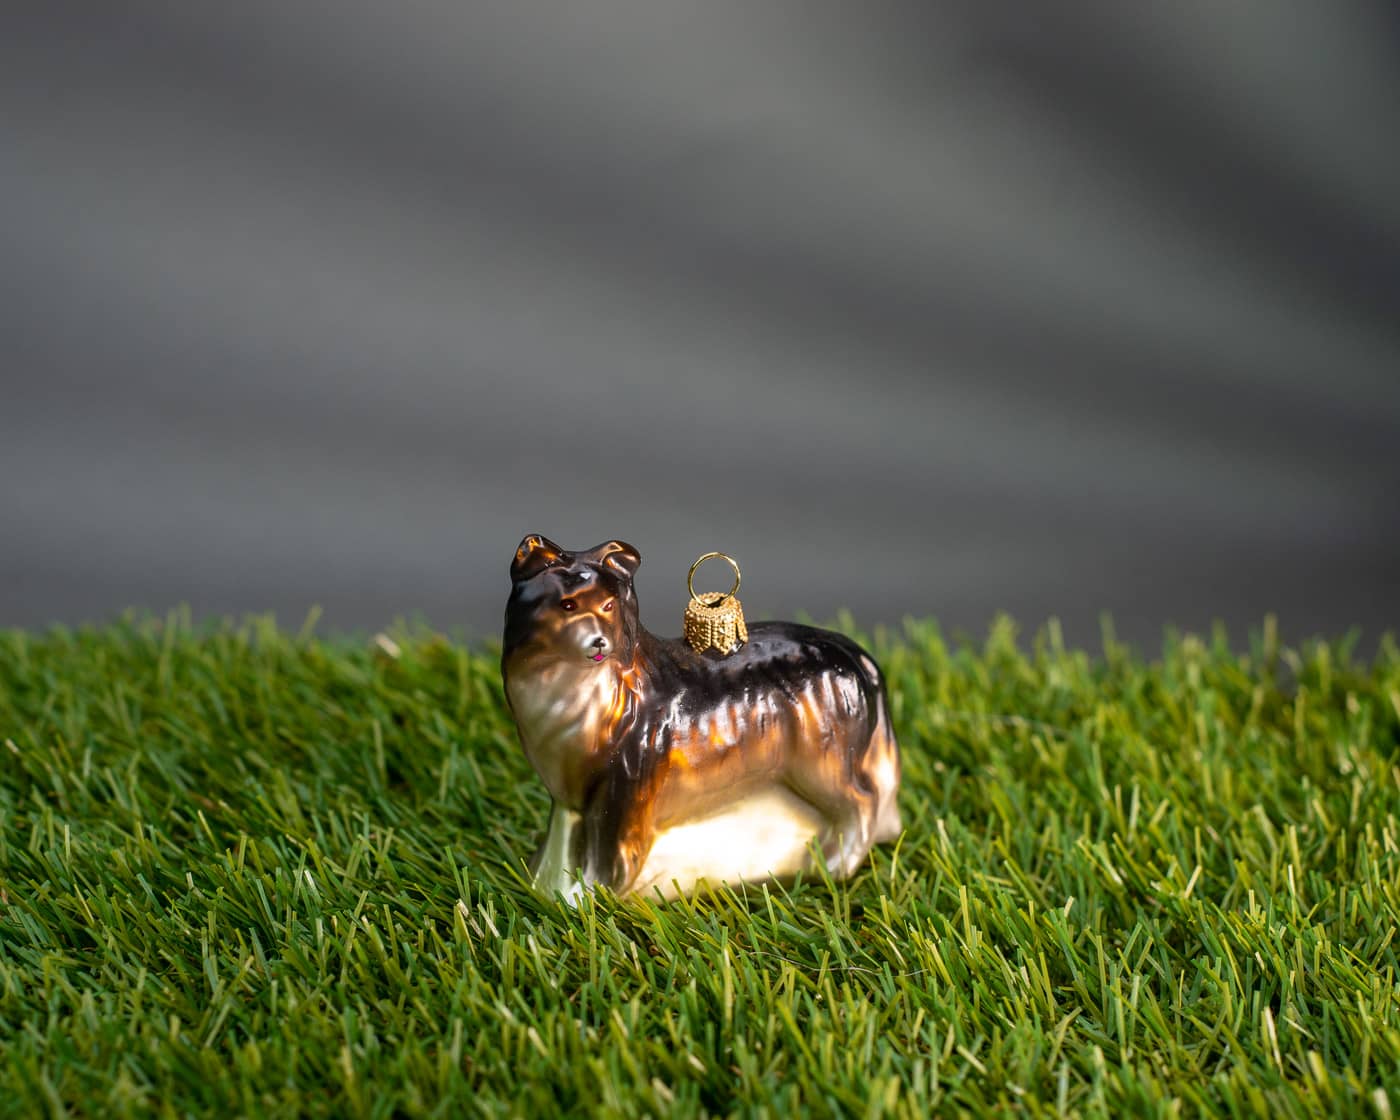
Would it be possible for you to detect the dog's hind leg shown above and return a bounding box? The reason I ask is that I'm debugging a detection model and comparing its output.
[782,764,877,880]
[786,703,900,878]
[824,793,877,879]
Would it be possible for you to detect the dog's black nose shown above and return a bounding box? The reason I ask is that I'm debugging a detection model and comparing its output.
[591,636,608,650]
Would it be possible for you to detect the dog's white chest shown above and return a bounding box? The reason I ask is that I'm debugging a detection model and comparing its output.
[506,662,617,806]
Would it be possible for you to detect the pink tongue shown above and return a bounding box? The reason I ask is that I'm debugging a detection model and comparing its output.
[592,653,606,661]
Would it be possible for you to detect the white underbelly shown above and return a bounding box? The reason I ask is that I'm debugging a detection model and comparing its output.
[629,787,826,901]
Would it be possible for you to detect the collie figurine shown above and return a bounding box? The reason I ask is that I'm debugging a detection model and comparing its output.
[502,535,902,902]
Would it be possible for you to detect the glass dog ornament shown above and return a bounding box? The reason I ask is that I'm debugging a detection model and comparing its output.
[502,535,903,903]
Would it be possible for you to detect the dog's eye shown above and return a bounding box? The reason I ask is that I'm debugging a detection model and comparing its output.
[560,599,577,612]
[602,600,615,612]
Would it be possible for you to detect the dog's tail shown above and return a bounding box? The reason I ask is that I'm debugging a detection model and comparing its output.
[866,678,903,844]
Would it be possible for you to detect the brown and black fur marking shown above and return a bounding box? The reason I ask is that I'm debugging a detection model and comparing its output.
[502,534,902,900]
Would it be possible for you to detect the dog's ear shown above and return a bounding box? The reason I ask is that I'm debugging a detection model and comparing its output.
[512,534,566,582]
[585,540,641,581]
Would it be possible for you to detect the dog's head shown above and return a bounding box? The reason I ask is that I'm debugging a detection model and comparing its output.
[503,535,642,666]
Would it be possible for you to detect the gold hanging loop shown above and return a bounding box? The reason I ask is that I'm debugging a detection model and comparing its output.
[684,552,748,655]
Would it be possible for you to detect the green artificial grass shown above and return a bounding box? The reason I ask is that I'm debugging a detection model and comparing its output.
[2,613,1399,1118]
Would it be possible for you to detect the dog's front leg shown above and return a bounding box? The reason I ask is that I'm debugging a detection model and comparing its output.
[580,772,657,898]
[531,801,588,904]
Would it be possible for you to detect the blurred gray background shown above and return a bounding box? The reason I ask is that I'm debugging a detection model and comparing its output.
[3,2,1398,649]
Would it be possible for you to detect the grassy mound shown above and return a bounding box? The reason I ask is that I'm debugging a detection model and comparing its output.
[2,614,1398,1117]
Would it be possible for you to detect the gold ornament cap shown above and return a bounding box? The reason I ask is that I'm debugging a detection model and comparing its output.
[683,552,748,655]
